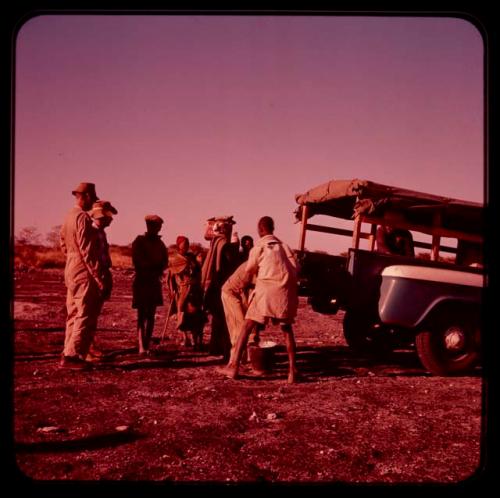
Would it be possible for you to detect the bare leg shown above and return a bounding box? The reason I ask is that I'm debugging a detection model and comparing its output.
[217,319,256,379]
[137,308,147,353]
[183,331,192,347]
[143,307,156,351]
[281,324,299,384]
[193,327,203,350]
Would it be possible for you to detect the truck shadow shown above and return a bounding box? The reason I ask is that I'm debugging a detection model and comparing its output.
[271,345,481,380]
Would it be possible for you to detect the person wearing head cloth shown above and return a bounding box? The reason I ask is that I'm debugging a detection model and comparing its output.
[200,215,239,360]
[132,215,168,355]
[167,235,207,350]
[239,235,254,263]
[84,200,118,361]
[59,182,107,369]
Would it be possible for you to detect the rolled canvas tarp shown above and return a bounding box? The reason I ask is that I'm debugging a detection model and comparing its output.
[294,178,484,235]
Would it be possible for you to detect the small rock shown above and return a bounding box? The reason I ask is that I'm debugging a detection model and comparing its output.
[249,411,259,421]
[266,412,278,420]
[115,425,129,432]
[368,371,375,377]
[33,370,39,376]
[37,426,65,433]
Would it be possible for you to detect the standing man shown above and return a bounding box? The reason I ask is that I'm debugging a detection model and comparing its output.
[86,200,118,361]
[201,216,239,360]
[60,182,105,369]
[132,215,168,355]
[217,216,300,383]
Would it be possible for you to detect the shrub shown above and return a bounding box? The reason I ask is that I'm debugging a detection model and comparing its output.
[14,244,65,269]
[110,246,132,269]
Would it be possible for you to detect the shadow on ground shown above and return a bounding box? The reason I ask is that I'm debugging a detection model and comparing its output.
[235,345,481,382]
[16,430,144,454]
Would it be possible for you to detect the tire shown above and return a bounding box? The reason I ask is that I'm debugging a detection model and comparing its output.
[415,315,480,375]
[342,311,393,354]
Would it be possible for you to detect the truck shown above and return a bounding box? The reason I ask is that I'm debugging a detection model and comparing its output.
[294,178,484,375]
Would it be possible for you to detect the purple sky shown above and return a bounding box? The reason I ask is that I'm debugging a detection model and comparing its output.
[14,15,484,254]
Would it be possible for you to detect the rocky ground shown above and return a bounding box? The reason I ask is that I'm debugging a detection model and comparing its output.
[11,268,484,486]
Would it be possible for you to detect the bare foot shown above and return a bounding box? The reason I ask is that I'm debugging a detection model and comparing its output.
[215,366,239,379]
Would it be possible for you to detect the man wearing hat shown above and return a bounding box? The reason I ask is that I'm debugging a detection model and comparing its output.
[132,215,168,355]
[85,200,118,361]
[59,182,106,369]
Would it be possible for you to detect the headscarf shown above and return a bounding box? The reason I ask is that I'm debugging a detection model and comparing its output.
[176,235,189,247]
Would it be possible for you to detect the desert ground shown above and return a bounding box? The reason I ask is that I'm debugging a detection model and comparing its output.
[12,268,483,485]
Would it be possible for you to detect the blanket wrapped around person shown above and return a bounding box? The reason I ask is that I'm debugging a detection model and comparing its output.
[168,239,207,348]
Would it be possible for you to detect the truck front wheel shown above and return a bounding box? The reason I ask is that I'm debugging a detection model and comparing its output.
[415,316,480,375]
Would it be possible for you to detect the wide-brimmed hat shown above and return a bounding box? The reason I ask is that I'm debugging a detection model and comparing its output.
[72,182,98,200]
[145,214,164,224]
[92,199,118,215]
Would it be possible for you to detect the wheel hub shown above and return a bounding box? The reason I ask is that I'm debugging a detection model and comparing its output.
[443,327,466,351]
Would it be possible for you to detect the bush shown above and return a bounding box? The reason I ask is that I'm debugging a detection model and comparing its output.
[36,249,66,269]
[14,244,65,269]
[110,245,132,269]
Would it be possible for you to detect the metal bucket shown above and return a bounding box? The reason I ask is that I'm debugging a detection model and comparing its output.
[248,341,277,373]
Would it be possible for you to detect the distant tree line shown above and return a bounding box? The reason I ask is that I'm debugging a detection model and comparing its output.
[15,225,62,248]
[14,226,209,270]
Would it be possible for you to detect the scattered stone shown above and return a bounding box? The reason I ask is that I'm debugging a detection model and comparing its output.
[115,425,129,432]
[249,411,259,422]
[266,412,278,420]
[37,426,65,434]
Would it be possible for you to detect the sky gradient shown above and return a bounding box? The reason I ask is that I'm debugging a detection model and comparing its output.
[14,15,484,254]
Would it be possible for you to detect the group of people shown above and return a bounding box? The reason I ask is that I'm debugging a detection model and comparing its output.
[59,182,300,383]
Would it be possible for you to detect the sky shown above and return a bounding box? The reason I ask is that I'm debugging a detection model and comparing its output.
[14,14,484,255]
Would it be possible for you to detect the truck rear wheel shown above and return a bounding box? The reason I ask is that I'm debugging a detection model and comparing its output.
[415,316,480,375]
[342,311,392,354]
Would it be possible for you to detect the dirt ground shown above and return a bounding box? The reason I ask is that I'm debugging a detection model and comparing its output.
[11,268,484,485]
